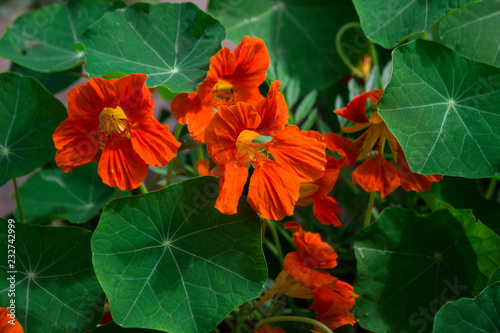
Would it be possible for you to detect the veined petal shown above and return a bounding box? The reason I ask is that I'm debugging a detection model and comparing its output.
[130,119,180,167]
[283,252,338,290]
[215,161,249,215]
[268,125,326,182]
[53,118,100,173]
[310,286,357,331]
[315,156,343,199]
[334,89,384,124]
[98,138,148,190]
[255,81,288,136]
[322,133,360,167]
[397,151,443,192]
[352,155,400,198]
[205,102,261,165]
[113,73,154,121]
[248,161,300,221]
[170,92,214,142]
[313,196,343,227]
[66,77,117,122]
[228,36,270,89]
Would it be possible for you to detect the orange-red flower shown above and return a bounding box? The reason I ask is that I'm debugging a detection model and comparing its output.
[334,89,442,197]
[205,82,326,221]
[171,36,269,142]
[0,307,23,333]
[53,74,181,190]
[310,284,357,331]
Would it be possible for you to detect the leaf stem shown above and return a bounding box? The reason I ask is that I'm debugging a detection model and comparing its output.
[335,22,365,79]
[265,218,284,267]
[12,178,25,223]
[197,145,204,160]
[363,191,376,228]
[114,187,121,198]
[255,316,333,333]
[138,183,148,194]
[485,178,497,201]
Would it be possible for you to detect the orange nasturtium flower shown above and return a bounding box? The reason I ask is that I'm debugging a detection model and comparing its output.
[171,36,269,142]
[204,81,326,221]
[0,307,23,333]
[53,73,181,190]
[334,89,442,197]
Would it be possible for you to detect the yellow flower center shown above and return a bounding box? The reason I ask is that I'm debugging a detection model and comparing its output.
[212,79,235,106]
[99,106,129,135]
[236,130,270,166]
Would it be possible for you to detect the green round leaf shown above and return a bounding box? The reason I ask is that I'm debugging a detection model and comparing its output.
[353,208,500,333]
[15,164,128,224]
[0,0,125,72]
[92,176,267,333]
[0,72,67,186]
[433,267,500,333]
[0,219,105,333]
[352,0,478,49]
[81,2,226,92]
[441,0,500,68]
[209,0,365,91]
[378,40,500,178]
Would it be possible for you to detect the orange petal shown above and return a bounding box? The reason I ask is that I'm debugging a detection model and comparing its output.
[66,77,117,121]
[352,155,400,198]
[130,119,180,167]
[53,118,100,173]
[334,89,384,124]
[228,36,270,89]
[268,126,326,182]
[310,287,357,330]
[195,159,220,177]
[397,151,443,192]
[205,102,261,165]
[255,81,288,136]
[247,161,300,221]
[0,307,24,333]
[171,92,214,143]
[113,73,154,121]
[98,138,149,190]
[313,196,343,227]
[214,161,249,215]
[314,156,343,199]
[283,252,338,290]
[322,133,360,167]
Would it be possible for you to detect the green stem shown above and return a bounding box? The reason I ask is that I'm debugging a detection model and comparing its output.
[363,191,376,228]
[197,145,204,160]
[265,219,284,267]
[335,22,365,79]
[173,123,183,140]
[485,178,498,201]
[12,178,25,223]
[114,187,121,198]
[147,173,162,191]
[138,183,148,194]
[166,124,183,187]
[255,316,333,333]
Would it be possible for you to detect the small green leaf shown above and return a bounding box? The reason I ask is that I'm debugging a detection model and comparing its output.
[0,219,105,333]
[294,90,317,124]
[15,164,128,224]
[379,40,500,178]
[433,267,500,333]
[81,2,226,92]
[301,108,319,131]
[352,0,479,48]
[0,0,125,72]
[285,78,301,109]
[92,176,267,333]
[353,208,500,333]
[441,0,500,68]
[0,72,67,186]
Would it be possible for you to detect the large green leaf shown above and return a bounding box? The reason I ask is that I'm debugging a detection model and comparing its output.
[441,0,500,68]
[353,208,500,333]
[81,2,225,92]
[92,176,267,333]
[209,0,364,91]
[378,40,500,178]
[0,72,67,186]
[352,0,478,49]
[0,0,125,72]
[15,164,128,224]
[0,219,105,333]
[433,267,500,333]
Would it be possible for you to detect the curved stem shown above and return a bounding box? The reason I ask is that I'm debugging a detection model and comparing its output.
[255,316,333,333]
[485,178,497,201]
[363,191,376,228]
[265,219,284,267]
[138,183,148,194]
[12,178,25,223]
[197,145,204,160]
[335,22,365,79]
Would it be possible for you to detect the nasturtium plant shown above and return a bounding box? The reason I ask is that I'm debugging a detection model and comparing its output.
[92,177,267,333]
[0,0,499,332]
[0,219,105,333]
[80,2,226,91]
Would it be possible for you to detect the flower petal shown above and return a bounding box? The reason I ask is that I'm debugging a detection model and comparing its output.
[397,150,443,192]
[352,155,400,198]
[53,118,100,173]
[98,138,148,190]
[0,307,24,333]
[283,252,338,290]
[334,89,384,124]
[310,286,357,331]
[215,161,249,215]
[268,125,326,182]
[171,92,214,142]
[228,36,270,89]
[113,73,154,121]
[248,161,300,221]
[313,196,343,227]
[322,133,360,167]
[195,159,220,177]
[255,81,288,136]
[66,77,116,122]
[131,119,180,167]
